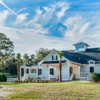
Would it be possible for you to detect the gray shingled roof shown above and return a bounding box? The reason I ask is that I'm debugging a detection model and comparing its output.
[62,48,100,64]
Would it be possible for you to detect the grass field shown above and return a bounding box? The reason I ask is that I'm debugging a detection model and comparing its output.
[0,81,100,100]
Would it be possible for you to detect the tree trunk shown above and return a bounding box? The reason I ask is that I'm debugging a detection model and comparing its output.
[17,60,20,80]
[59,60,62,82]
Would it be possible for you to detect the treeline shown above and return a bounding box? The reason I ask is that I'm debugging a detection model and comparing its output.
[0,33,54,75]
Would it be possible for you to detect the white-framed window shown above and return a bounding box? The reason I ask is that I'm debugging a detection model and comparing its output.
[50,68,54,75]
[89,60,95,64]
[90,67,94,73]
[38,69,42,75]
[76,46,79,51]
[31,69,36,73]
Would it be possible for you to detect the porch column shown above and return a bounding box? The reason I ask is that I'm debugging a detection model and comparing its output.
[20,67,21,81]
[24,67,26,79]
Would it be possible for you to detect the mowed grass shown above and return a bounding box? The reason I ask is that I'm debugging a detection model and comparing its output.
[0,81,100,100]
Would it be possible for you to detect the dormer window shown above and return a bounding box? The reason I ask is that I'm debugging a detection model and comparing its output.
[89,60,95,65]
[89,61,94,64]
[73,42,89,52]
[52,55,58,61]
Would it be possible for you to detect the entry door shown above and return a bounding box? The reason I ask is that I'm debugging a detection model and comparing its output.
[49,67,56,79]
[70,67,73,76]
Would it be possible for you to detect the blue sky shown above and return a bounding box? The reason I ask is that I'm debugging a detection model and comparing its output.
[0,0,100,55]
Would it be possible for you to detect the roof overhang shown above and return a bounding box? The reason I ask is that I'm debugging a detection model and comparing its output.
[42,60,66,64]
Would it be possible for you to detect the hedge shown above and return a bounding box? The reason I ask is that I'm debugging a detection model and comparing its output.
[91,72,100,82]
[0,74,7,82]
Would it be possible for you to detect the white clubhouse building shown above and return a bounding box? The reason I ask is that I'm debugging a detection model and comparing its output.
[20,42,100,81]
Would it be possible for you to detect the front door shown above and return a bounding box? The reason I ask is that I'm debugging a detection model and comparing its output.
[49,67,56,80]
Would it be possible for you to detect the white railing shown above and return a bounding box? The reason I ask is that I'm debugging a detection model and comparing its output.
[80,72,89,77]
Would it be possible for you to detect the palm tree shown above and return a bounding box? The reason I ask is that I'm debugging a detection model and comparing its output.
[16,53,21,80]
[57,51,63,82]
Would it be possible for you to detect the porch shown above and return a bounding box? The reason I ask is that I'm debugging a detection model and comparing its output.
[70,63,90,81]
[20,65,42,81]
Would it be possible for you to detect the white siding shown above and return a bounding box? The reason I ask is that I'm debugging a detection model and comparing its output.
[42,65,49,80]
[94,65,100,73]
[62,61,70,81]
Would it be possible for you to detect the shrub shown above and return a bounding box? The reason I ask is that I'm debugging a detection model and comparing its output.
[0,75,3,82]
[91,72,100,82]
[2,75,7,82]
[37,77,41,80]
[15,80,20,83]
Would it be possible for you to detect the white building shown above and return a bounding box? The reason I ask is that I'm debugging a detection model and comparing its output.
[20,42,100,81]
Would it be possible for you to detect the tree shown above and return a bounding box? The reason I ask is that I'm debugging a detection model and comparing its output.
[34,48,51,65]
[29,54,35,65]
[0,33,14,73]
[0,33,14,59]
[23,53,29,65]
[16,53,21,80]
[57,51,63,82]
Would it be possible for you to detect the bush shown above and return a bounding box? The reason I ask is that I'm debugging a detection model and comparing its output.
[2,75,7,82]
[0,75,3,82]
[91,72,100,82]
[0,74,7,82]
[15,80,20,83]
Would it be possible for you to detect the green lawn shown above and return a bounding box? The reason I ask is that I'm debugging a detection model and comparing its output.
[0,81,100,100]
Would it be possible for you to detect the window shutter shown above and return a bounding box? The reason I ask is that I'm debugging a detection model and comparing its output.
[56,55,58,60]
[52,55,54,60]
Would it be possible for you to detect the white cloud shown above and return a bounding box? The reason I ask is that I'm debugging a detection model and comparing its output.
[0,10,9,25]
[15,13,29,25]
[56,2,69,19]
[17,8,27,14]
[80,23,90,34]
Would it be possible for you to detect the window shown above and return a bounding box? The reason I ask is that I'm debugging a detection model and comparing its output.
[50,68,54,75]
[21,68,24,76]
[76,46,78,50]
[31,69,36,73]
[26,69,29,74]
[90,61,94,64]
[52,55,58,60]
[82,46,84,48]
[38,69,42,75]
[90,67,94,73]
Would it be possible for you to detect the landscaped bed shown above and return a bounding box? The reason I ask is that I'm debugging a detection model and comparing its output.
[0,81,100,100]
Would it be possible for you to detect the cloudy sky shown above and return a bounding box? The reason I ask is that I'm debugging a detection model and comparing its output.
[0,0,100,55]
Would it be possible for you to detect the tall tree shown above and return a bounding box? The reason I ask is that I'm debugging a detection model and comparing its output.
[0,33,14,59]
[16,53,21,80]
[23,53,29,65]
[34,48,51,65]
[57,51,63,82]
[0,33,14,73]
[29,54,35,65]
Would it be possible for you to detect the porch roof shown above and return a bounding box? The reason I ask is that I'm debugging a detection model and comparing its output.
[42,60,66,64]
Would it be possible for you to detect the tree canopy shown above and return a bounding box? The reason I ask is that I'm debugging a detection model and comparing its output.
[0,33,14,58]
